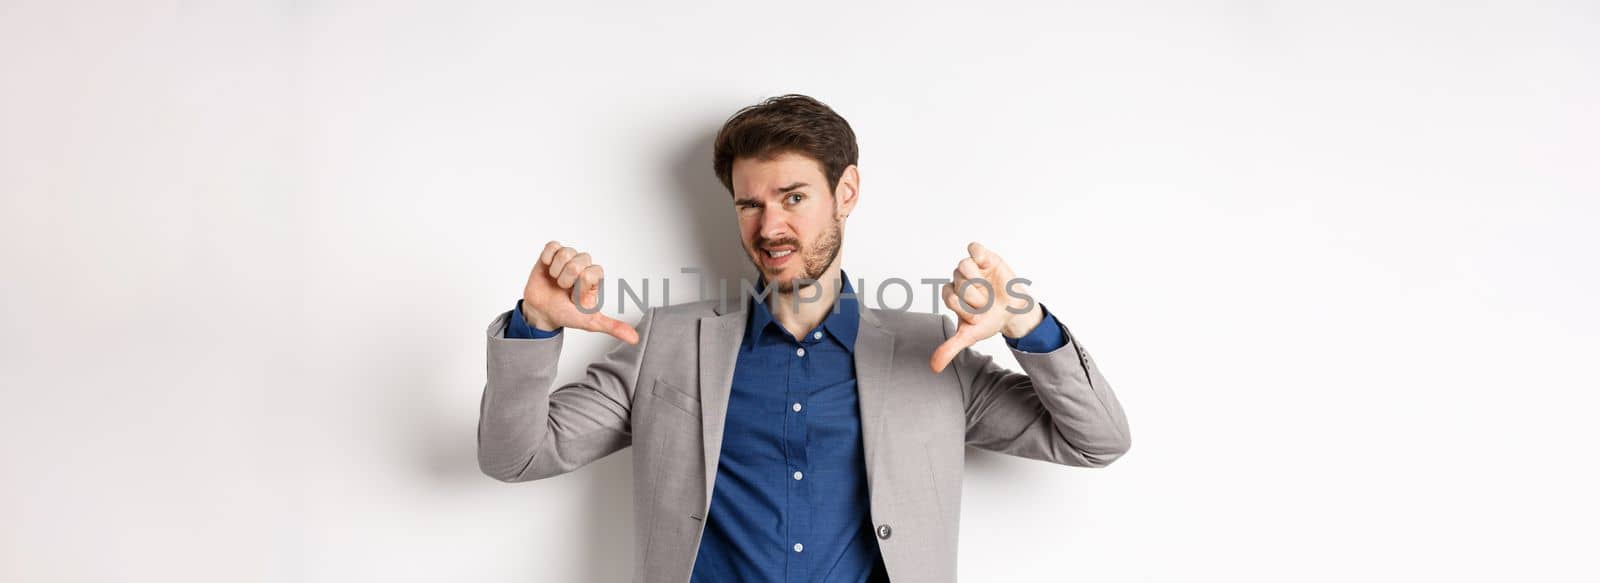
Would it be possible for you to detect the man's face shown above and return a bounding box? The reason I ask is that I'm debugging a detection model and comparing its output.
[731,151,855,294]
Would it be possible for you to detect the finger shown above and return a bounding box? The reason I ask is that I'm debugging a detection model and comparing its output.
[576,264,605,310]
[547,246,578,279]
[949,267,973,305]
[968,241,995,269]
[540,241,564,266]
[947,275,992,316]
[956,257,984,281]
[929,325,981,373]
[959,276,994,313]
[556,253,592,289]
[941,283,977,323]
[586,313,640,345]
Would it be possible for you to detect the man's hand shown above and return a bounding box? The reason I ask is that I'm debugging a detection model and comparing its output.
[929,242,1044,373]
[522,240,640,345]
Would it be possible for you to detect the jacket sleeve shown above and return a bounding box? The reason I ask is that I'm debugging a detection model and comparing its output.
[944,313,1131,468]
[477,306,657,482]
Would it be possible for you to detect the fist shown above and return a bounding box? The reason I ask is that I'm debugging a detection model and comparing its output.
[929,242,1043,373]
[522,241,640,344]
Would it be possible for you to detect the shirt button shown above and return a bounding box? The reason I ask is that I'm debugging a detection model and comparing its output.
[793,543,804,553]
[796,347,806,357]
[877,524,893,540]
[792,402,803,412]
[813,331,823,340]
[793,471,804,480]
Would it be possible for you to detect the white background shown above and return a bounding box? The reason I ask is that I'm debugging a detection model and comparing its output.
[3,1,1597,581]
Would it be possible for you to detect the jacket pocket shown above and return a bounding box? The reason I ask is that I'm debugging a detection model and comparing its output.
[651,377,701,416]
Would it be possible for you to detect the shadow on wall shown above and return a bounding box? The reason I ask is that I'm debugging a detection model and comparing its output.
[669,123,755,300]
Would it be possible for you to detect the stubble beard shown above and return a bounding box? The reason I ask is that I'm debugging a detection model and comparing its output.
[753,217,843,295]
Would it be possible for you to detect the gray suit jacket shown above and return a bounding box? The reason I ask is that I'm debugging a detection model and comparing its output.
[478,298,1131,583]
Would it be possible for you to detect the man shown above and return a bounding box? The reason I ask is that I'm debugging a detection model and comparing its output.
[478,95,1131,582]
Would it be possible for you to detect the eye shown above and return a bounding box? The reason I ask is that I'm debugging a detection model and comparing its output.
[785,193,804,205]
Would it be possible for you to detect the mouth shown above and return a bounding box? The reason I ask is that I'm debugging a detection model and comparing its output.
[760,246,796,269]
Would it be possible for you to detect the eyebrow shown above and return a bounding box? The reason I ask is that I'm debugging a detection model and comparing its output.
[734,182,811,205]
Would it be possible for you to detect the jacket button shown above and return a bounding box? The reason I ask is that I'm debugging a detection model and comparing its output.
[877,524,892,540]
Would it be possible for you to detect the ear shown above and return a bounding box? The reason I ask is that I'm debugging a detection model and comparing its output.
[834,164,861,218]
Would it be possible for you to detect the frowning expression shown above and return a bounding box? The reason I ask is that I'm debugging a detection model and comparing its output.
[731,151,858,293]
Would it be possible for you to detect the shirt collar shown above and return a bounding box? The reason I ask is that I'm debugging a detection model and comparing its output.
[743,270,860,352]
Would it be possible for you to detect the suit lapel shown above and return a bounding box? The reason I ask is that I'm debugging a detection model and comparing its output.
[853,308,895,494]
[698,302,746,507]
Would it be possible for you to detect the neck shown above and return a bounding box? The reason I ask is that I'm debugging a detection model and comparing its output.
[767,261,844,340]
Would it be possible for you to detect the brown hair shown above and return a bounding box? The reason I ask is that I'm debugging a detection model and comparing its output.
[713,94,859,196]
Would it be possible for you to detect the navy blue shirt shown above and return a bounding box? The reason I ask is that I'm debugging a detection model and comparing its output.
[505,273,1067,581]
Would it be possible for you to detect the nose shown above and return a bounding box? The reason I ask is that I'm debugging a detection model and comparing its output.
[758,206,790,242]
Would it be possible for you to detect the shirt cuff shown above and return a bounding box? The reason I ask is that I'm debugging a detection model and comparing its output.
[1005,304,1068,353]
[505,299,562,339]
